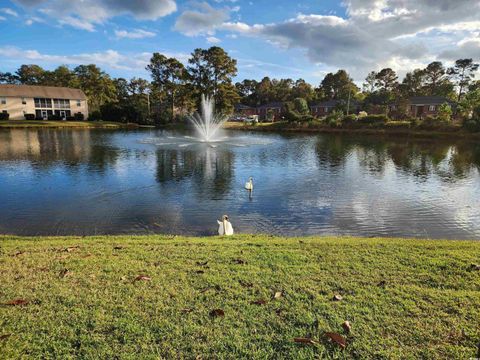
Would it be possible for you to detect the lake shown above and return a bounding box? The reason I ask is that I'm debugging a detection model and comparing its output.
[0,128,479,239]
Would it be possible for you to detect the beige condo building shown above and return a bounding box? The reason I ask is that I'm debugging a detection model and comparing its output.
[0,84,88,120]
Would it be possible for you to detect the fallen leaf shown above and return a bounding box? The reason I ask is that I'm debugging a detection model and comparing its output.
[325,332,346,348]
[59,269,71,278]
[181,308,193,313]
[239,280,253,288]
[469,264,480,271]
[274,291,283,299]
[64,246,80,253]
[11,251,24,257]
[196,261,208,266]
[209,309,225,318]
[294,337,317,345]
[0,334,12,341]
[332,294,343,301]
[232,259,246,265]
[195,270,205,274]
[4,299,29,306]
[250,299,267,305]
[113,246,124,250]
[342,320,352,333]
[134,275,151,281]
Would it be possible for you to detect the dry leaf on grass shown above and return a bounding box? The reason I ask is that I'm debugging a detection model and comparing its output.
[209,309,225,318]
[134,275,151,281]
[64,246,80,253]
[325,332,346,348]
[181,308,193,313]
[250,299,267,305]
[232,259,246,265]
[59,269,71,278]
[332,294,343,301]
[4,299,29,306]
[274,291,283,299]
[239,280,253,288]
[196,261,208,266]
[0,334,12,341]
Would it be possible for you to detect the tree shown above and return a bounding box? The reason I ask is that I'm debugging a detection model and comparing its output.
[188,46,237,112]
[448,58,479,101]
[15,64,46,84]
[235,79,258,105]
[319,70,358,100]
[291,79,315,102]
[0,72,19,84]
[256,77,274,104]
[422,61,454,97]
[73,64,117,113]
[375,68,398,93]
[363,71,377,93]
[400,69,425,97]
[437,103,452,123]
[148,53,191,119]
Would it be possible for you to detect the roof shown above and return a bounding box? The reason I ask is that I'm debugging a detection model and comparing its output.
[409,96,454,105]
[0,84,87,100]
[257,102,284,109]
[311,99,359,107]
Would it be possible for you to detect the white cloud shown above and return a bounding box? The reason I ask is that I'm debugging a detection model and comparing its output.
[174,2,229,36]
[115,29,156,39]
[206,36,221,44]
[15,0,177,31]
[0,8,18,17]
[0,16,6,21]
[219,0,480,80]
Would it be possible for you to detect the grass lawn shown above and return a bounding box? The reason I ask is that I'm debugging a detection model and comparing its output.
[0,235,479,359]
[0,121,140,129]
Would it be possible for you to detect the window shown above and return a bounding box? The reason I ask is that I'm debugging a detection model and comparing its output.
[429,105,436,111]
[34,98,52,108]
[2,110,7,114]
[76,100,81,107]
[0,97,6,105]
[22,98,26,105]
[53,99,70,109]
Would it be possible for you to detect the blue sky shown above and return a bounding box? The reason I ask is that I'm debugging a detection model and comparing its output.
[0,0,479,84]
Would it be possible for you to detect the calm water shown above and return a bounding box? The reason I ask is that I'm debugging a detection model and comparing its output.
[0,128,479,239]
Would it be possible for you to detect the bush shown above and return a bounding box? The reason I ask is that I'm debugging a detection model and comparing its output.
[0,112,9,120]
[464,118,480,132]
[437,103,452,123]
[326,110,343,127]
[66,116,75,121]
[24,113,35,120]
[385,121,411,129]
[48,114,61,121]
[358,111,368,118]
[89,110,102,121]
[358,114,389,125]
[74,112,84,121]
[342,114,357,124]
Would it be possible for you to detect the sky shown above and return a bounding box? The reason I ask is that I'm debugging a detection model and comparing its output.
[0,0,479,85]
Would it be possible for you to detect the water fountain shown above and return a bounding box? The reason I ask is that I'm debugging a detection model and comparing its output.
[141,95,271,148]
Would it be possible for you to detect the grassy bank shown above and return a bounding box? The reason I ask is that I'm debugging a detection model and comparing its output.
[224,121,480,139]
[0,235,479,359]
[0,120,141,129]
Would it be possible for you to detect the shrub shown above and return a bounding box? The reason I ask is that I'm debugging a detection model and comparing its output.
[437,103,452,123]
[24,113,35,120]
[342,114,357,124]
[326,110,343,127]
[358,111,368,118]
[48,114,61,121]
[66,116,75,121]
[0,112,9,120]
[358,114,389,125]
[89,110,102,121]
[464,118,480,132]
[385,121,411,129]
[74,112,84,121]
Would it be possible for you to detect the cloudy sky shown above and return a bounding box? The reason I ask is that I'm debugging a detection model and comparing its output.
[0,0,479,84]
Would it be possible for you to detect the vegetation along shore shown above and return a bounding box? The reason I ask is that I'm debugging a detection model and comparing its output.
[1,235,479,359]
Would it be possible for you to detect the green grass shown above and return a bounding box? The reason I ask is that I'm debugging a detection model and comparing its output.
[1,235,479,359]
[0,121,140,128]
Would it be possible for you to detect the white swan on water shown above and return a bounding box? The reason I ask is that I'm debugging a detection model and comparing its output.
[217,215,234,236]
[245,177,253,191]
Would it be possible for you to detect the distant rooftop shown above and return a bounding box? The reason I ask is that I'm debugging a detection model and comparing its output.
[0,84,87,100]
[409,96,454,105]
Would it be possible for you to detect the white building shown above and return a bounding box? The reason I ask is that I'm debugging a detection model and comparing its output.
[0,84,88,120]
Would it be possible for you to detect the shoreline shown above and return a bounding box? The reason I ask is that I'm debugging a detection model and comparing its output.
[223,121,480,140]
[0,120,145,129]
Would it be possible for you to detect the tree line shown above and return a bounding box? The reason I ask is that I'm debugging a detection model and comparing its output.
[1,46,479,125]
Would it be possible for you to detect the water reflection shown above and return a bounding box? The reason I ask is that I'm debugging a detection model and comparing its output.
[0,128,479,239]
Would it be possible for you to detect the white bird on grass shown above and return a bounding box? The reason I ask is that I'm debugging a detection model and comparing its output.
[245,177,253,191]
[217,215,234,236]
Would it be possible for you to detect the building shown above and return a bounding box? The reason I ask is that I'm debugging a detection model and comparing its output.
[233,104,257,117]
[310,99,360,117]
[0,84,88,120]
[256,102,284,121]
[406,96,454,118]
